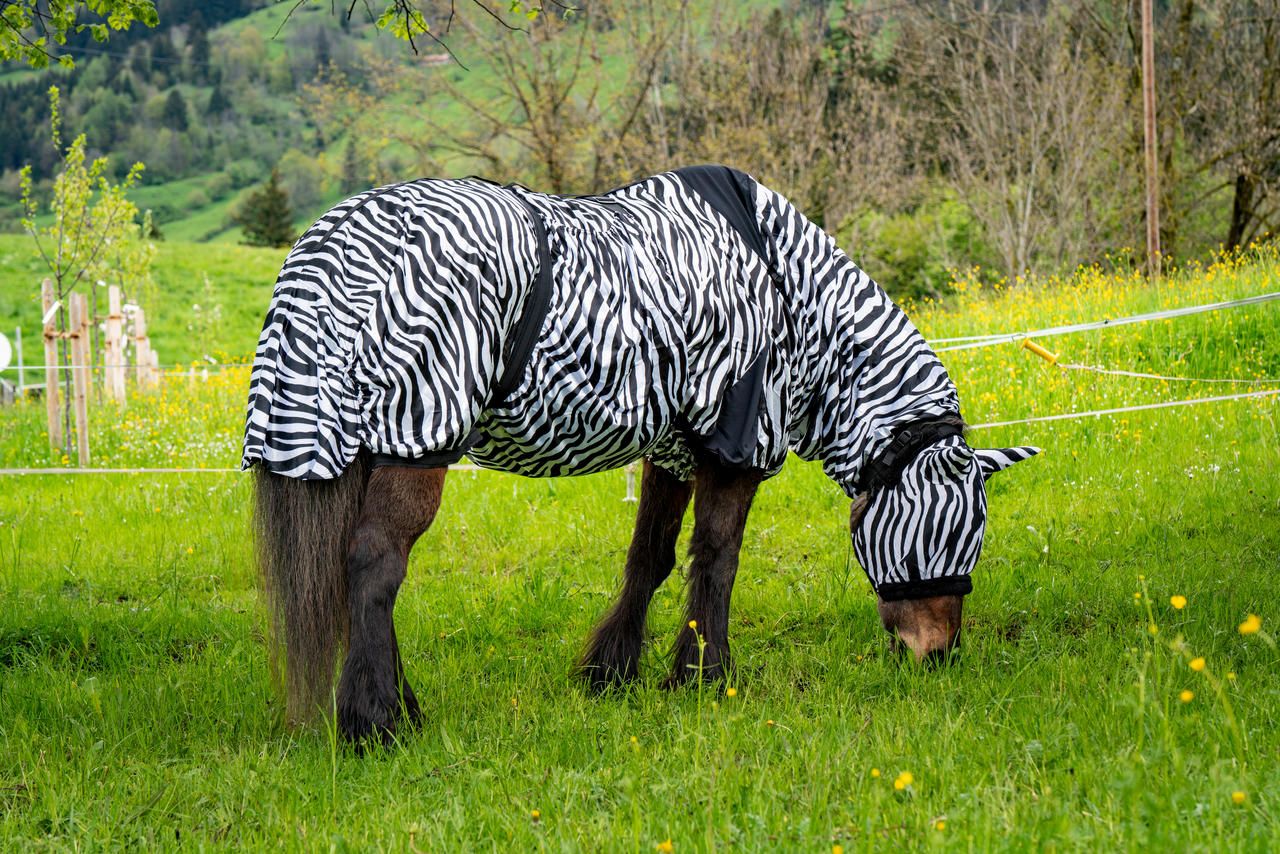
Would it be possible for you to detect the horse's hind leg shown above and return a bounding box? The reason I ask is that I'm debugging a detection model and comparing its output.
[666,461,761,687]
[579,460,693,689]
[337,465,445,745]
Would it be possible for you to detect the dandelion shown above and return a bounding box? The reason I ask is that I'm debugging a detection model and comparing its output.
[871,768,880,778]
[726,687,737,697]
[656,839,674,853]
[834,846,844,854]
[1189,657,1206,672]
[936,821,946,831]
[1170,595,1187,609]
[1239,614,1262,635]
[766,720,775,726]
[530,809,540,821]
[1180,690,1194,703]
[1232,791,1246,804]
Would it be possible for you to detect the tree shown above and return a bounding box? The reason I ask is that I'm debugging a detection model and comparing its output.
[235,167,295,248]
[162,88,189,132]
[1,1,158,68]
[341,137,362,195]
[21,85,153,451]
[891,1,1131,278]
[207,83,232,118]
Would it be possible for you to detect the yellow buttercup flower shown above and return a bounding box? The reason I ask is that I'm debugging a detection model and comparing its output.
[530,809,540,820]
[688,620,697,630]
[1232,791,1246,804]
[1170,595,1187,609]
[656,839,674,853]
[1189,657,1206,672]
[935,821,946,831]
[725,687,737,697]
[1180,690,1193,703]
[1239,614,1262,635]
[870,768,880,778]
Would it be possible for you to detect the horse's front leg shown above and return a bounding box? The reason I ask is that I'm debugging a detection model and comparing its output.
[579,460,693,689]
[666,461,762,687]
[337,465,446,746]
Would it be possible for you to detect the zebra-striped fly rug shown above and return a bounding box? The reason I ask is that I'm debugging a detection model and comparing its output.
[242,165,1038,599]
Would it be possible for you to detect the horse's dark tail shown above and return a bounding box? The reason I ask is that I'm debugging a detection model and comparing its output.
[252,450,372,726]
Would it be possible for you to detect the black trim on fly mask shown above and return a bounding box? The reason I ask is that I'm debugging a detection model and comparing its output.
[876,575,974,602]
[372,181,555,472]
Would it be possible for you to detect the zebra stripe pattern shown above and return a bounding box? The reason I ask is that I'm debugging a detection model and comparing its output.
[243,166,1040,598]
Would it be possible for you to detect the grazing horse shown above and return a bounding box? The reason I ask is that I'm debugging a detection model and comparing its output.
[244,166,1039,745]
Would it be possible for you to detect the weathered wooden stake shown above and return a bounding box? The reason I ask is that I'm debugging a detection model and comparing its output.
[134,308,150,390]
[69,292,91,466]
[149,349,161,387]
[40,278,62,450]
[105,285,126,405]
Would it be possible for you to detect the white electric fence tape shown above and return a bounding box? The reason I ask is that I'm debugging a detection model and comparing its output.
[5,291,1277,474]
[928,291,1280,351]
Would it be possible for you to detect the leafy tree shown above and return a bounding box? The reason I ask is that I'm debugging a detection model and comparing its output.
[235,167,295,248]
[0,1,158,69]
[20,85,153,450]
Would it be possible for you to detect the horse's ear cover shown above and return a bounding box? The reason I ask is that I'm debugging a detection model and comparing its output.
[973,446,1041,481]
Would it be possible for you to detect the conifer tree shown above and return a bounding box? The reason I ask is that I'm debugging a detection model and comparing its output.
[207,84,231,117]
[235,167,295,248]
[341,137,362,195]
[162,88,189,131]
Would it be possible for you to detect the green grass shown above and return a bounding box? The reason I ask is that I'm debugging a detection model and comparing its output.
[0,233,286,366]
[0,252,1277,850]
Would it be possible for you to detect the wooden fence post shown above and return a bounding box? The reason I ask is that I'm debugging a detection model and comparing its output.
[69,292,91,466]
[40,278,62,450]
[105,285,126,405]
[134,308,150,390]
[149,349,160,387]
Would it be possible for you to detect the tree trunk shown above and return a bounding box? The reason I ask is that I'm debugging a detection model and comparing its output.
[1226,172,1255,252]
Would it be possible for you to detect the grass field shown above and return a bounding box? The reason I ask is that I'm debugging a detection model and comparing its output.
[0,246,1277,851]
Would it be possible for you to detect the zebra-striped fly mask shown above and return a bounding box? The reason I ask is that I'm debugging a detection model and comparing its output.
[852,437,1041,601]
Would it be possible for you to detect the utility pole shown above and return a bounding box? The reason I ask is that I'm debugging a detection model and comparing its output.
[1141,0,1161,277]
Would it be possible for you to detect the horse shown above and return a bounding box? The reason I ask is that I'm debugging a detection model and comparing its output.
[244,165,1040,745]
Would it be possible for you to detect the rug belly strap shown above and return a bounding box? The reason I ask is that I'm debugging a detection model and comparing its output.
[491,188,555,405]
